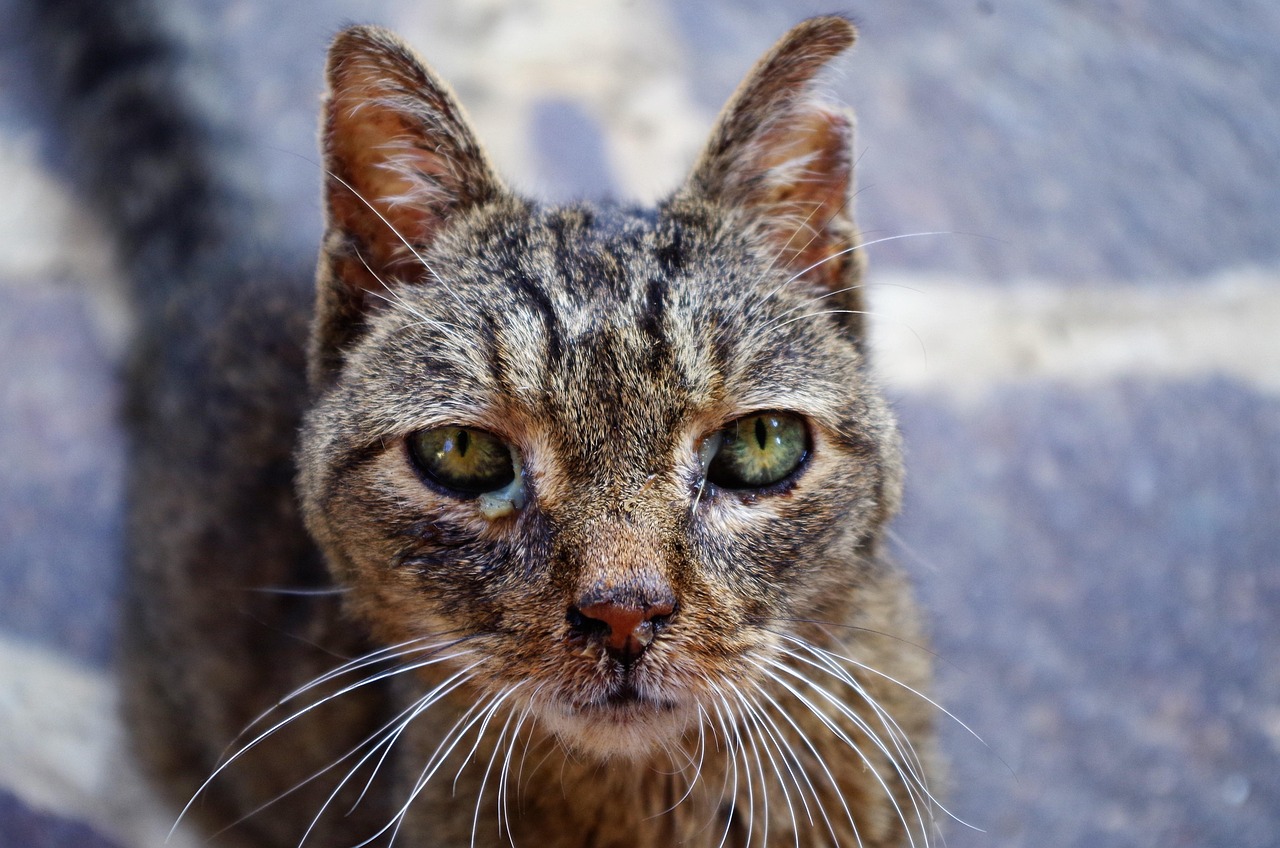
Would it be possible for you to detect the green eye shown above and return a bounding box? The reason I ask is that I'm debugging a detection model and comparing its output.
[705,412,809,490]
[408,426,516,496]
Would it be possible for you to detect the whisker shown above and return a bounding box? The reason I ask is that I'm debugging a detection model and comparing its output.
[654,703,709,818]
[761,280,925,327]
[205,660,481,846]
[245,585,350,596]
[777,636,989,833]
[358,690,509,848]
[756,658,925,848]
[239,634,471,739]
[469,688,524,848]
[732,685,771,848]
[781,645,933,791]
[759,199,828,283]
[779,633,986,755]
[498,698,537,845]
[354,251,472,351]
[750,680,861,848]
[298,665,482,846]
[173,644,476,839]
[761,618,940,661]
[780,231,974,292]
[755,157,871,302]
[740,687,817,845]
[736,686,801,848]
[706,694,740,848]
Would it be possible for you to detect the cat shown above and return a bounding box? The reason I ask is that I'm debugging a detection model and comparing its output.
[34,1,938,845]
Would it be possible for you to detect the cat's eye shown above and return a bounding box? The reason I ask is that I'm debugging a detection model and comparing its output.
[408,426,516,496]
[704,412,810,490]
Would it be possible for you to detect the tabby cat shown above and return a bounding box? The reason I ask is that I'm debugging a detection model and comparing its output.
[37,1,938,845]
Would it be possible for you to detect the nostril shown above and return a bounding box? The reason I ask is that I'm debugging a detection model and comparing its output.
[647,600,676,627]
[566,605,609,638]
[645,604,675,630]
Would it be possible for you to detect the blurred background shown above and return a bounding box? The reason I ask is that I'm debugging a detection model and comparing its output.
[1,1,1277,846]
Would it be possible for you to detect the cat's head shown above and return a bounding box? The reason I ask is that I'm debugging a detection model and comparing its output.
[298,16,902,759]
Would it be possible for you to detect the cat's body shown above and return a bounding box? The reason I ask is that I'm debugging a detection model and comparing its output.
[35,2,937,845]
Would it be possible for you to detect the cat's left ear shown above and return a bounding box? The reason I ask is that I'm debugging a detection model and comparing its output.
[677,17,866,337]
[314,26,505,384]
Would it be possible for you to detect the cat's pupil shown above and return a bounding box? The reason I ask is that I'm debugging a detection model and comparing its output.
[755,416,767,450]
[456,430,470,457]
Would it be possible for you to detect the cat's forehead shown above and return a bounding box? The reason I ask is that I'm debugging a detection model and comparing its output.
[432,201,785,335]
[350,199,864,442]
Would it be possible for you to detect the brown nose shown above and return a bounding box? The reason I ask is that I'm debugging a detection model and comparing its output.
[568,597,676,665]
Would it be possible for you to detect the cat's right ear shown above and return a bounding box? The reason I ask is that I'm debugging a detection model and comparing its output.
[675,17,868,341]
[314,26,504,384]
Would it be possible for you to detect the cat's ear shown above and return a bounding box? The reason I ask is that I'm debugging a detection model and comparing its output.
[314,26,504,382]
[679,17,866,336]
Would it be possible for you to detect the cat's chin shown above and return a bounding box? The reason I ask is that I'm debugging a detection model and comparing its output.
[541,697,695,761]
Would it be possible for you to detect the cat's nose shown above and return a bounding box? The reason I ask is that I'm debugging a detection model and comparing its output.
[568,596,676,665]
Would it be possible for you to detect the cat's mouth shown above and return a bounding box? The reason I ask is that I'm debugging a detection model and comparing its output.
[562,679,679,719]
[543,684,690,758]
[591,681,677,714]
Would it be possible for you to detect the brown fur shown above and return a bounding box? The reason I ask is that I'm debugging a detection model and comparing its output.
[122,16,937,847]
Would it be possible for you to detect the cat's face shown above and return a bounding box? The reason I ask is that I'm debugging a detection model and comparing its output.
[298,18,900,759]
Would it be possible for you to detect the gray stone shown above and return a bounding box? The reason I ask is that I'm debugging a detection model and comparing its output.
[0,285,124,668]
[0,790,120,848]
[893,378,1280,846]
[670,0,1280,283]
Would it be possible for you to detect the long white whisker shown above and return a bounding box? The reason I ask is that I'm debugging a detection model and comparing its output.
[784,645,932,791]
[354,251,473,351]
[469,688,524,848]
[237,635,467,739]
[657,703,710,816]
[763,281,924,327]
[750,682,854,848]
[752,163,872,305]
[358,690,509,848]
[759,200,828,283]
[172,647,475,839]
[780,633,987,754]
[756,660,918,848]
[778,636,984,832]
[733,685,771,848]
[498,698,536,845]
[707,694,740,848]
[741,687,818,842]
[737,686,802,848]
[296,666,480,846]
[756,229,948,317]
[205,660,480,845]
[771,653,935,845]
[781,231,961,290]
[765,308,927,363]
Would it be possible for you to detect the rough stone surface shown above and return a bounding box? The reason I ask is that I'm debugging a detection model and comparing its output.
[0,790,120,848]
[671,0,1280,282]
[894,379,1280,846]
[0,284,124,669]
